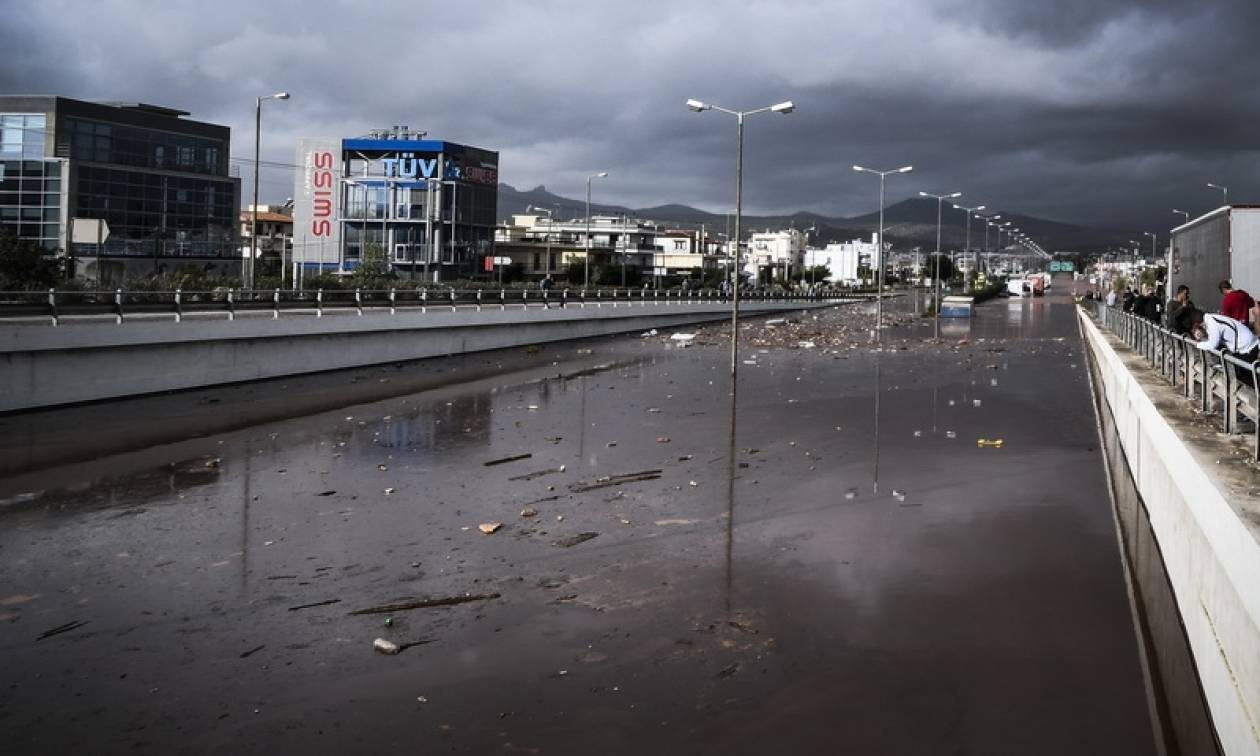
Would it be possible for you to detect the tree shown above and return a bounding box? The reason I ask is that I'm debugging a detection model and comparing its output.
[350,243,396,287]
[0,234,59,290]
[922,254,955,282]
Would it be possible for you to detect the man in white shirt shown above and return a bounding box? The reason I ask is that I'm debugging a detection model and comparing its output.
[1194,312,1260,386]
[1105,289,1117,307]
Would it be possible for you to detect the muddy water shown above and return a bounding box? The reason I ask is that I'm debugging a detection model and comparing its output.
[0,289,1160,754]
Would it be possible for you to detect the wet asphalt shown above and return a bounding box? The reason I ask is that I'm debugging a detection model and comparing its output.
[0,282,1159,754]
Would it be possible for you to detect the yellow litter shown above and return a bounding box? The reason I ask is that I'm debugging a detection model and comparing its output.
[976,438,1004,448]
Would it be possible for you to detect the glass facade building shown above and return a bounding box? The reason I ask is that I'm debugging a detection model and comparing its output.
[0,113,61,250]
[294,130,498,280]
[0,96,240,280]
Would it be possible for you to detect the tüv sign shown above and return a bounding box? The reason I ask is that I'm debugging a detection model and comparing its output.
[380,153,439,179]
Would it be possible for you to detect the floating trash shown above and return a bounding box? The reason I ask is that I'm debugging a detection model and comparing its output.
[892,490,907,501]
[976,438,1004,448]
[844,488,858,500]
[945,430,957,439]
[973,399,982,407]
[913,430,923,437]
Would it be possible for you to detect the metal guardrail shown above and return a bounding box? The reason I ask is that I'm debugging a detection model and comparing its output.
[0,287,873,326]
[1090,300,1260,460]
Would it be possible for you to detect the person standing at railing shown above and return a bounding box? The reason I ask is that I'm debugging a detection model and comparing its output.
[1218,279,1254,323]
[1193,310,1260,387]
[1165,285,1197,335]
[1105,288,1117,307]
[1134,285,1161,323]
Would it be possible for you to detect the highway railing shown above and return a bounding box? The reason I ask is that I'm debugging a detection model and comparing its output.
[0,286,873,326]
[1089,300,1260,459]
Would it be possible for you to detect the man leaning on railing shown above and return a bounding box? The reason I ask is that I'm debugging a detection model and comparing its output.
[1193,310,1260,387]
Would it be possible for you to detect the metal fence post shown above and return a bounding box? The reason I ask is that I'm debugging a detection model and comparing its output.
[420,288,427,313]
[273,288,281,319]
[174,288,182,323]
[48,288,58,327]
[449,287,456,312]
[114,288,124,324]
[389,287,397,315]
[476,289,483,312]
[355,287,363,316]
[316,288,323,318]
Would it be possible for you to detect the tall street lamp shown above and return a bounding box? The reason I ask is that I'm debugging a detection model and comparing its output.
[978,213,1001,275]
[953,202,985,293]
[853,164,912,340]
[1207,182,1228,206]
[1144,231,1157,264]
[528,205,555,278]
[919,190,962,337]
[686,97,796,379]
[1172,208,1190,224]
[251,91,290,289]
[584,172,608,288]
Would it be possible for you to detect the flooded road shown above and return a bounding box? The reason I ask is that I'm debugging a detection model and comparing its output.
[0,286,1160,754]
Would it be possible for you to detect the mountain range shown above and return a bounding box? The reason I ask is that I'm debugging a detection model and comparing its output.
[497,183,1140,254]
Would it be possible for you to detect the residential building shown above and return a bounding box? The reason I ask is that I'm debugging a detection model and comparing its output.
[494,214,662,282]
[293,126,498,280]
[0,95,241,282]
[745,229,807,283]
[814,234,880,284]
[239,204,293,277]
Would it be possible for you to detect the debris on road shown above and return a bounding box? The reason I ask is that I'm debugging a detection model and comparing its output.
[483,453,533,467]
[478,522,503,535]
[553,532,599,548]
[240,644,266,658]
[316,490,337,496]
[287,599,342,612]
[350,593,502,615]
[656,437,671,443]
[508,465,566,481]
[374,638,401,655]
[976,438,1005,448]
[36,620,89,641]
[569,470,663,493]
[520,507,539,518]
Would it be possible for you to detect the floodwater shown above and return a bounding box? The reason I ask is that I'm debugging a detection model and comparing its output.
[0,284,1163,754]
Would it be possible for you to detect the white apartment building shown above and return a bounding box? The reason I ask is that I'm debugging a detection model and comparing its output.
[813,234,879,284]
[745,229,808,283]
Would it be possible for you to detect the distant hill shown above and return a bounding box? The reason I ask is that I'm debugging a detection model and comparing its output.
[497,184,1136,253]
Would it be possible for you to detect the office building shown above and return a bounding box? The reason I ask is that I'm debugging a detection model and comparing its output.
[0,95,240,282]
[293,127,498,280]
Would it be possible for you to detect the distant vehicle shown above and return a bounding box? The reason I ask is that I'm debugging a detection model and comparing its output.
[1006,279,1026,297]
[1026,274,1046,297]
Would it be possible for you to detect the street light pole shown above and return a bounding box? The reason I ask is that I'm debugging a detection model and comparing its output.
[1144,231,1157,264]
[529,205,555,278]
[978,213,1000,276]
[584,172,607,288]
[251,91,290,289]
[687,98,795,380]
[919,190,962,338]
[854,165,912,341]
[1172,209,1190,224]
[1207,182,1228,207]
[953,203,985,293]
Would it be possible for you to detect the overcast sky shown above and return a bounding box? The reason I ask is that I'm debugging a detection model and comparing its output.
[3,0,1257,231]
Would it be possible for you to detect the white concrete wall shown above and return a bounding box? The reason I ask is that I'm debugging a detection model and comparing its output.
[1080,310,1260,756]
[0,301,836,412]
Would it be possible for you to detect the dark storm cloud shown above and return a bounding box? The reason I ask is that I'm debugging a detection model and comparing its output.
[3,0,1258,235]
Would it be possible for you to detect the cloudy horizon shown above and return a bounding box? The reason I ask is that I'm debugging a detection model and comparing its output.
[3,0,1256,232]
